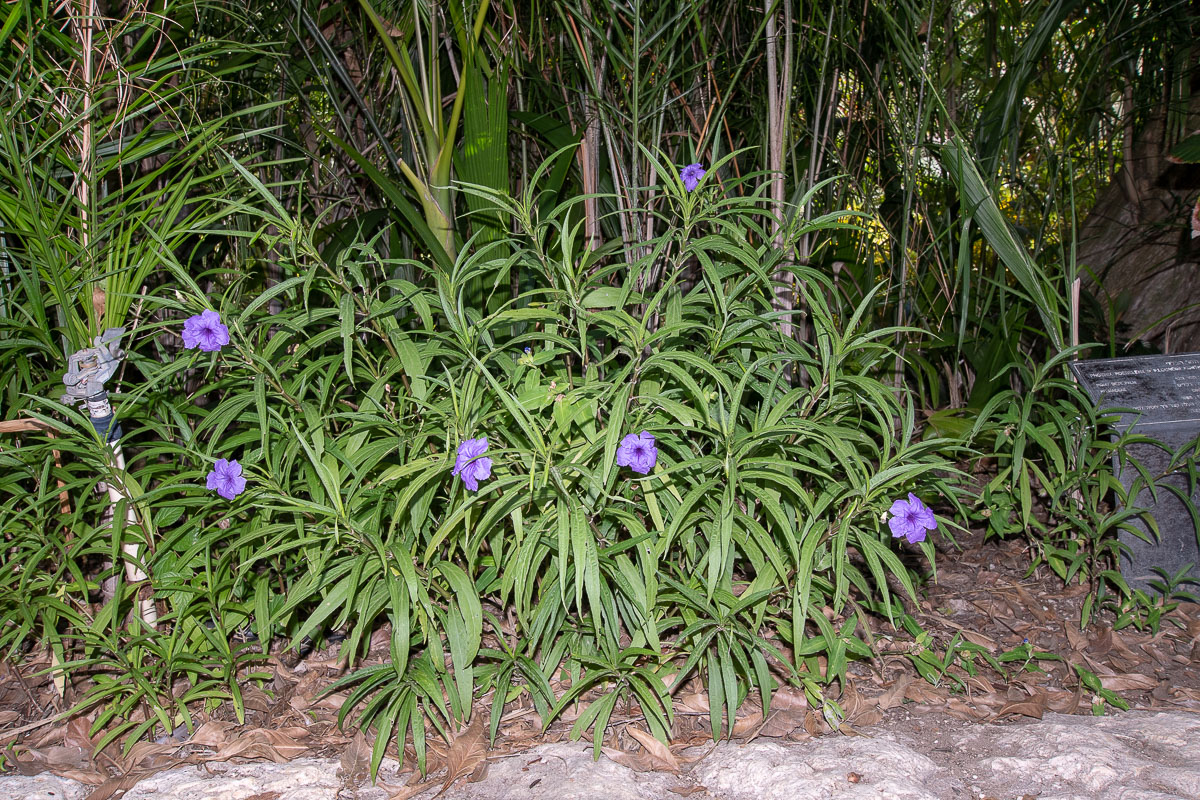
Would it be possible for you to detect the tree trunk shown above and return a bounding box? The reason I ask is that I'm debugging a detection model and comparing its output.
[1078,79,1200,353]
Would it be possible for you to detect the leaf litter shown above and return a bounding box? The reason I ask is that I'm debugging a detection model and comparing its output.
[1,526,1199,796]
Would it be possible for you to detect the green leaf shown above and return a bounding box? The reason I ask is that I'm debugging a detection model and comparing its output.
[340,293,356,385]
[571,692,619,761]
[581,286,633,309]
[1170,133,1200,164]
[940,135,1064,350]
[602,384,632,488]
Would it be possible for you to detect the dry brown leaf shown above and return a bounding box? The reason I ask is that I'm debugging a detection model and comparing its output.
[991,699,1045,720]
[769,686,809,711]
[1098,673,1157,691]
[209,727,310,762]
[189,719,234,747]
[874,674,912,711]
[730,711,763,739]
[84,769,159,800]
[602,746,660,773]
[667,786,707,796]
[439,717,487,794]
[960,630,998,651]
[675,692,710,714]
[625,727,679,772]
[118,741,181,772]
[756,709,807,738]
[340,730,371,787]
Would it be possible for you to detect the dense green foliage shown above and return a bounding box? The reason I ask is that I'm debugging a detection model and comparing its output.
[0,0,1195,769]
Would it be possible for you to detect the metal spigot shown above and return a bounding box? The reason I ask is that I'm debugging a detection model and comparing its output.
[62,327,127,442]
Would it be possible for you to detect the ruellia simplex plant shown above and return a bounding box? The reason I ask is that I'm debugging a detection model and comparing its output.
[1,156,959,772]
[0,0,1191,773]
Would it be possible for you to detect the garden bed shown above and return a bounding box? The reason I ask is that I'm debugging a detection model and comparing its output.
[4,525,1197,792]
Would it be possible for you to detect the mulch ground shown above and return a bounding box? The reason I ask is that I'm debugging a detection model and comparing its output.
[3,527,1199,795]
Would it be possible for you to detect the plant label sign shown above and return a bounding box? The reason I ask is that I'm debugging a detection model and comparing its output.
[1070,354,1200,592]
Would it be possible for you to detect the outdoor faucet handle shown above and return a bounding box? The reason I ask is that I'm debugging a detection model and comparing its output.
[95,327,127,359]
[61,327,127,403]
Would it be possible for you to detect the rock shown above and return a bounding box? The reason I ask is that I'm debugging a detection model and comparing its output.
[412,742,685,800]
[690,737,942,800]
[0,772,87,800]
[3,711,1199,800]
[119,758,347,800]
[974,712,1200,800]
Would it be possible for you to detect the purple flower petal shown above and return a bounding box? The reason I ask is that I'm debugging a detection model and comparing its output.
[453,437,493,492]
[907,492,937,530]
[887,493,937,544]
[183,309,230,352]
[888,512,915,541]
[680,163,706,192]
[206,458,246,500]
[616,431,658,475]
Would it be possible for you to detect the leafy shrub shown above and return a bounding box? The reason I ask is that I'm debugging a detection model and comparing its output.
[962,348,1177,626]
[1,159,953,771]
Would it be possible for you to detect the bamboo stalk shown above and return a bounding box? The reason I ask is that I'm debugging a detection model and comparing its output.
[766,4,795,347]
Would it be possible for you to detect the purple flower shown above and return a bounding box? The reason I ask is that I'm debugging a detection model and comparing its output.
[680,163,706,192]
[616,431,657,475]
[206,458,247,500]
[887,493,937,544]
[453,437,493,492]
[182,309,230,352]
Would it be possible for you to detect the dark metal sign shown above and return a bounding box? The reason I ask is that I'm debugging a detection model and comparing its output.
[1071,355,1200,592]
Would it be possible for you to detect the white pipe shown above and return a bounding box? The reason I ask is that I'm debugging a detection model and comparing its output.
[108,444,158,628]
[87,387,157,630]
